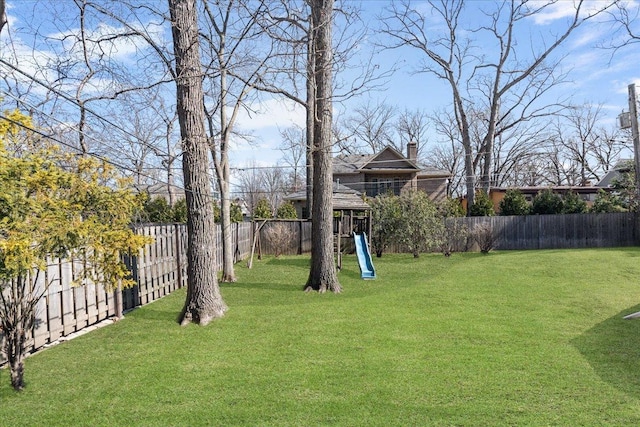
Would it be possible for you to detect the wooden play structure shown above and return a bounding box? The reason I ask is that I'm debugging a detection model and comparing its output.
[333,207,371,271]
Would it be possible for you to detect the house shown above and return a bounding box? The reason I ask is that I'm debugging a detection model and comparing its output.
[486,161,631,213]
[137,182,185,205]
[488,186,603,213]
[333,142,451,201]
[597,159,633,188]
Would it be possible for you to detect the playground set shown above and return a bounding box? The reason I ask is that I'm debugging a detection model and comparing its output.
[333,209,376,279]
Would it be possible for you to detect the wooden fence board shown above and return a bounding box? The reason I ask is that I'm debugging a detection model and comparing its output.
[60,260,75,335]
[46,260,63,343]
[33,270,49,349]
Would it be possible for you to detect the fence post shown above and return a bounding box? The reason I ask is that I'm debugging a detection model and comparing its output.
[174,223,183,289]
[234,222,240,263]
[114,280,123,319]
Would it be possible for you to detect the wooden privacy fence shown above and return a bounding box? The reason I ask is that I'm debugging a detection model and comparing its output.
[1,220,311,365]
[257,220,312,256]
[2,213,636,365]
[0,257,119,365]
[445,212,638,251]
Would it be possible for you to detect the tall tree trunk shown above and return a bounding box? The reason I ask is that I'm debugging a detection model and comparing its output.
[452,88,475,215]
[305,0,340,293]
[305,16,315,220]
[218,177,236,282]
[169,0,227,325]
[217,48,236,283]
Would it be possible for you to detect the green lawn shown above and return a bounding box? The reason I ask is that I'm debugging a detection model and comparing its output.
[3,248,640,426]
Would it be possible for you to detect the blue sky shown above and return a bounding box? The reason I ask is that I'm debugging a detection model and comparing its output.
[232,0,640,166]
[2,0,640,172]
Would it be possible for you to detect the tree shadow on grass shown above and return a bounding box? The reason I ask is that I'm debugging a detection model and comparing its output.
[263,256,310,270]
[221,281,300,293]
[125,303,182,324]
[571,304,640,398]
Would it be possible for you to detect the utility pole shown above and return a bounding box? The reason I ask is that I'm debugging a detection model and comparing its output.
[629,84,640,200]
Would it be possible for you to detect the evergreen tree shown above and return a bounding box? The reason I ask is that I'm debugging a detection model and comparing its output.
[590,189,626,213]
[276,201,298,219]
[531,189,563,214]
[499,189,529,216]
[562,191,587,214]
[469,191,495,216]
[253,198,273,219]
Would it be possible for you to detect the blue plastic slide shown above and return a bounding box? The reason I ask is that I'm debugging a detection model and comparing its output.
[354,233,376,279]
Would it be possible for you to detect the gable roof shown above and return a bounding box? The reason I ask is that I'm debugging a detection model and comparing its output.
[334,146,419,174]
[333,145,450,177]
[597,159,633,188]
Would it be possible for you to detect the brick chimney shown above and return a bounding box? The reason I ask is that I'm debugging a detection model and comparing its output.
[407,141,417,160]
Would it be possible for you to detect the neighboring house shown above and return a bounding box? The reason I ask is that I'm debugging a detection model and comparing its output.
[285,182,370,220]
[597,159,633,188]
[487,161,632,213]
[137,182,185,205]
[488,186,603,213]
[333,142,451,201]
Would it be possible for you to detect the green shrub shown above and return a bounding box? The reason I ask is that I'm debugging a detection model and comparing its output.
[369,193,402,257]
[469,191,495,217]
[276,201,297,219]
[397,190,443,258]
[143,197,174,223]
[562,191,587,214]
[231,202,244,222]
[438,197,465,218]
[499,189,529,216]
[531,189,563,215]
[253,198,273,219]
[590,189,626,213]
[214,202,244,223]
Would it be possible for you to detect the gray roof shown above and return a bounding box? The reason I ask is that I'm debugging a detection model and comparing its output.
[333,153,377,174]
[333,146,450,177]
[284,182,370,210]
[597,159,633,188]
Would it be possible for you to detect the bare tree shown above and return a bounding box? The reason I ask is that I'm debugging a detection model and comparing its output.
[396,108,430,158]
[169,0,227,325]
[97,92,165,187]
[305,0,340,293]
[261,166,287,215]
[550,104,630,186]
[343,100,396,154]
[605,2,640,51]
[429,108,465,196]
[381,0,614,211]
[490,120,548,188]
[0,0,6,34]
[153,95,182,206]
[200,0,273,283]
[278,124,306,192]
[235,160,265,216]
[255,0,393,218]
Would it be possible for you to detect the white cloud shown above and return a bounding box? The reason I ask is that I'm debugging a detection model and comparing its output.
[529,1,618,25]
[228,97,306,167]
[236,97,305,131]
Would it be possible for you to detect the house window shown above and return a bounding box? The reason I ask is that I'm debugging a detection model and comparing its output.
[367,178,403,197]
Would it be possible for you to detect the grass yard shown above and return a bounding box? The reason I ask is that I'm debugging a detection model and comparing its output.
[2,248,640,426]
